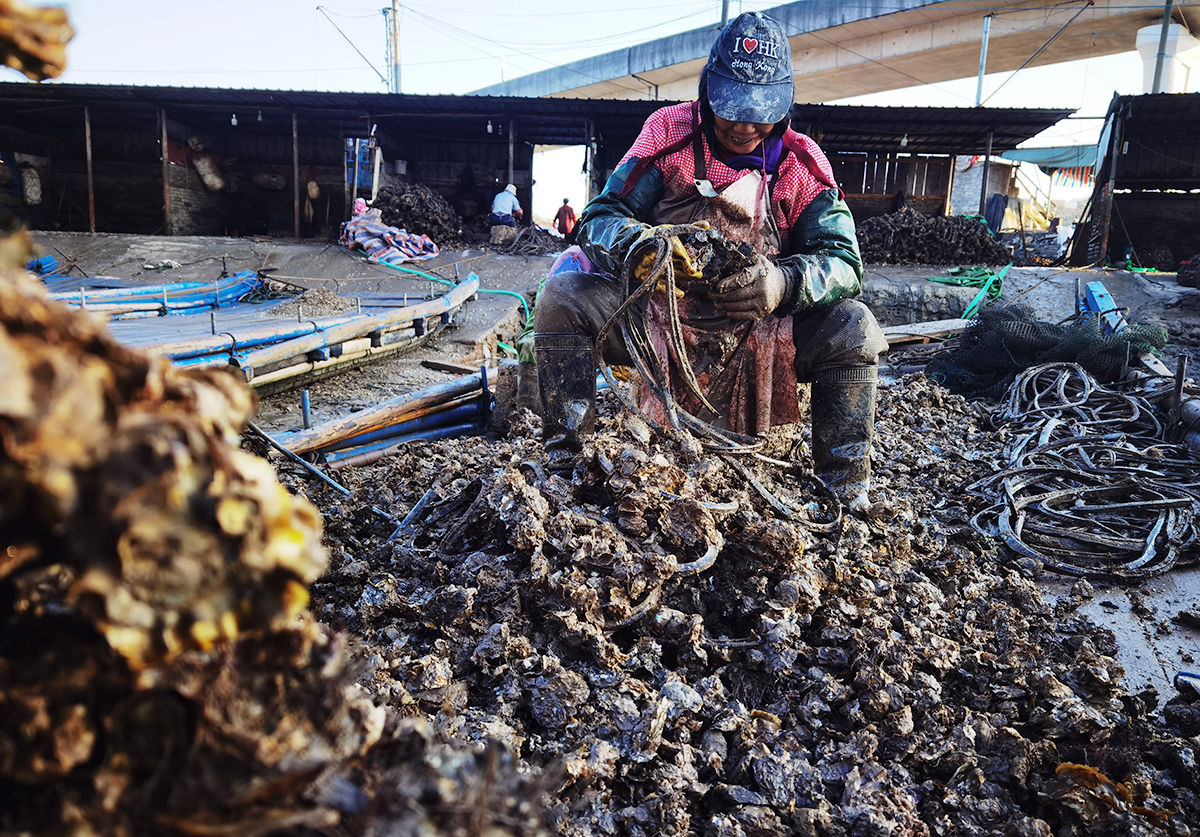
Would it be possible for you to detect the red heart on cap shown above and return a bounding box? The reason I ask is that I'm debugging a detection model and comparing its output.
[742,37,759,54]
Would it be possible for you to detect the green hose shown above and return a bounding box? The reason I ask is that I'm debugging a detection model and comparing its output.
[373,259,531,324]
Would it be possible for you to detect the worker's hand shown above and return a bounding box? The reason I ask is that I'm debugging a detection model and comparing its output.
[711,254,790,321]
[631,229,702,296]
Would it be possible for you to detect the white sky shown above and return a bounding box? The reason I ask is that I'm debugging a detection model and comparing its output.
[54,0,1150,120]
[43,1,1170,215]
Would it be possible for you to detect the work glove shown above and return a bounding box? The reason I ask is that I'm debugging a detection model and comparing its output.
[711,254,791,321]
[629,226,703,296]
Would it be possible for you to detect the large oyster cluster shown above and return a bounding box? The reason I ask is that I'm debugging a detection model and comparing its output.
[314,377,1200,836]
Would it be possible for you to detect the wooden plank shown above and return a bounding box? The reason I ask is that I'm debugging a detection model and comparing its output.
[421,359,486,375]
[235,274,478,375]
[275,372,483,455]
[882,318,970,346]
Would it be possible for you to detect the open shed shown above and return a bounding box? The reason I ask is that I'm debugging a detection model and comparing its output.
[1077,92,1200,269]
[792,103,1073,222]
[0,82,1070,238]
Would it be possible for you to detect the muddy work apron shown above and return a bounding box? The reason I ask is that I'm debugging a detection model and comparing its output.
[638,136,801,436]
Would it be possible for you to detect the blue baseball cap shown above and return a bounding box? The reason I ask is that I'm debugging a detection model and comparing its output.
[705,12,794,125]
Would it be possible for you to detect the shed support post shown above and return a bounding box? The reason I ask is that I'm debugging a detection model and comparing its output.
[943,155,955,217]
[84,105,95,234]
[584,118,595,202]
[978,129,993,218]
[159,107,171,235]
[507,119,514,190]
[292,112,300,238]
[352,138,361,200]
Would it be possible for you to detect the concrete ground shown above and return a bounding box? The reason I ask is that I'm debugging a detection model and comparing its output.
[29,230,1200,702]
[864,263,1200,358]
[32,230,554,430]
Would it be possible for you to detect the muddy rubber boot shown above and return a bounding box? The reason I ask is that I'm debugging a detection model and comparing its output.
[811,365,877,514]
[534,332,596,463]
[516,361,541,414]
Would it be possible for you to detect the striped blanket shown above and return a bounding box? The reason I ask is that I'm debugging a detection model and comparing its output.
[340,209,439,263]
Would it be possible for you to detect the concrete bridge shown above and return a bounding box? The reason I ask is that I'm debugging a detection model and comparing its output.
[475,0,1200,103]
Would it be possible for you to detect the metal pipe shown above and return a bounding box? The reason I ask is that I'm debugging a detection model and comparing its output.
[326,422,481,470]
[84,105,95,234]
[585,118,595,202]
[248,420,351,497]
[246,421,397,522]
[388,486,437,540]
[324,402,480,453]
[1152,0,1175,94]
[279,370,484,454]
[301,390,312,429]
[1131,354,1200,453]
[390,0,401,93]
[943,156,955,217]
[978,128,993,218]
[975,14,991,106]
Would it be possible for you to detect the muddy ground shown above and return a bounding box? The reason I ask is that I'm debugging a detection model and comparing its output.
[19,231,1200,834]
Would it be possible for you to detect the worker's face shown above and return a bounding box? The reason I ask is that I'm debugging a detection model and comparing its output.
[711,115,774,157]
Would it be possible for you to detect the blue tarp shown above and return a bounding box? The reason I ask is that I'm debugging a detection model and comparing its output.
[1000,145,1097,170]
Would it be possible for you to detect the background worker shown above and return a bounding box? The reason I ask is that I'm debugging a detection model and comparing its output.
[489,183,523,227]
[532,11,887,511]
[554,198,577,243]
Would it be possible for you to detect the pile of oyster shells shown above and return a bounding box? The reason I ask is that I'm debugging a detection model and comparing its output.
[316,377,1200,836]
[0,238,547,836]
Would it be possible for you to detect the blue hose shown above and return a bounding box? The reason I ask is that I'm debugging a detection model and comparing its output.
[324,421,479,463]
[324,402,480,452]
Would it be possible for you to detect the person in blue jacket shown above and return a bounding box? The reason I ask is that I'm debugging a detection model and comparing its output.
[489,184,523,227]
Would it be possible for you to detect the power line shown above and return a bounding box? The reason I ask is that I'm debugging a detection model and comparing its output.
[316,5,387,85]
[401,4,652,95]
[981,0,1096,105]
[802,29,977,105]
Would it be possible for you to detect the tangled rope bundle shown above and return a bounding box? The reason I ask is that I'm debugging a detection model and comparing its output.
[971,362,1200,579]
[593,224,841,529]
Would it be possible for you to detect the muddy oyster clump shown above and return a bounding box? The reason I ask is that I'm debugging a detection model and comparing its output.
[314,375,1198,836]
[1,233,549,835]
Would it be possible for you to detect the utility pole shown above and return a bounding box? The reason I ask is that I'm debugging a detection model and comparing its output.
[721,0,729,27]
[389,0,401,94]
[1152,0,1174,94]
[975,14,991,106]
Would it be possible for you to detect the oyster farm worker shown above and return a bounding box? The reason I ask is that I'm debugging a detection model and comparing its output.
[532,11,888,511]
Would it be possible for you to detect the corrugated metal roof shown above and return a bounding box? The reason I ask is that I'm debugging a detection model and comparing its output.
[1106,92,1200,188]
[792,103,1075,155]
[0,82,1071,155]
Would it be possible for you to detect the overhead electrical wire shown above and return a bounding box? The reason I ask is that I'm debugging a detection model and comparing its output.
[980,0,1097,105]
[399,4,653,95]
[802,29,977,105]
[316,5,388,85]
